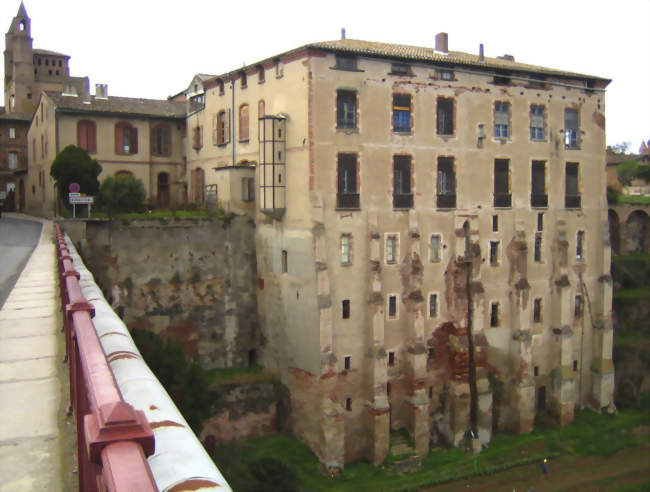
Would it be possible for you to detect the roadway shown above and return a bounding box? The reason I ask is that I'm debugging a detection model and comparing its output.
[0,216,42,308]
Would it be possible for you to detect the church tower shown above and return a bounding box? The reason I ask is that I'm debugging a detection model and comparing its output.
[4,2,34,113]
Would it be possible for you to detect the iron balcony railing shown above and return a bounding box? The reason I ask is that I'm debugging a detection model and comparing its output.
[493,193,512,208]
[565,194,581,209]
[437,193,456,209]
[531,194,548,208]
[393,193,413,209]
[336,193,360,209]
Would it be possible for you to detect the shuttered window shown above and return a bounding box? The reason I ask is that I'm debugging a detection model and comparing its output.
[77,120,97,153]
[115,123,138,155]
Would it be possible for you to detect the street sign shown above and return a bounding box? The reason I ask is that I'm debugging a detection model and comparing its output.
[69,182,80,193]
[70,196,94,204]
[68,192,81,198]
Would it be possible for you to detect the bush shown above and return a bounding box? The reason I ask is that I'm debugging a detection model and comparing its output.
[50,145,102,208]
[98,175,146,215]
[250,458,299,492]
[607,187,620,205]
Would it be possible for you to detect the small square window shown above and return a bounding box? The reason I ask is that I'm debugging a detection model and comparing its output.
[344,356,351,370]
[490,302,500,327]
[489,241,499,266]
[388,295,398,319]
[342,299,350,319]
[437,69,453,80]
[388,351,395,366]
[492,215,499,232]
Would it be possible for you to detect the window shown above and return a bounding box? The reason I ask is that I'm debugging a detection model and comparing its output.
[336,90,357,129]
[490,302,500,327]
[388,351,395,366]
[337,153,359,209]
[573,360,578,372]
[493,71,511,85]
[565,162,580,208]
[388,295,398,318]
[341,234,351,265]
[537,213,544,232]
[342,299,350,319]
[344,356,351,370]
[192,125,203,150]
[534,233,542,263]
[239,71,247,89]
[436,97,454,135]
[437,156,456,208]
[533,298,542,323]
[390,63,410,75]
[437,69,453,80]
[575,295,583,318]
[242,177,255,201]
[335,55,357,71]
[429,234,441,262]
[494,159,511,207]
[257,65,265,83]
[258,99,265,119]
[77,120,97,154]
[8,151,18,170]
[534,366,539,377]
[393,155,413,208]
[151,124,170,156]
[115,122,138,154]
[489,241,499,266]
[565,109,579,149]
[216,79,225,95]
[429,293,438,318]
[214,110,230,145]
[239,104,249,141]
[281,250,288,273]
[274,58,283,78]
[576,231,584,260]
[345,398,352,411]
[393,94,411,133]
[385,235,398,264]
[428,348,435,361]
[531,161,547,207]
[492,215,499,232]
[530,105,545,140]
[9,127,15,139]
[494,102,510,138]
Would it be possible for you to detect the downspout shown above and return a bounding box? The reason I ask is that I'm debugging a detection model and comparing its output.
[466,258,478,437]
[231,76,236,167]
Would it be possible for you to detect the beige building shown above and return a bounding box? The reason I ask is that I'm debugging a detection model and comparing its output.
[25,87,186,216]
[181,34,614,470]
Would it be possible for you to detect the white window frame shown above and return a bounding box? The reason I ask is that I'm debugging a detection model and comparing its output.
[341,233,352,265]
[9,127,16,139]
[385,233,399,264]
[429,234,442,263]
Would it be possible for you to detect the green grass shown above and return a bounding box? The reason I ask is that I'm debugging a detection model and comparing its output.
[617,195,650,205]
[204,364,276,387]
[612,479,650,492]
[209,409,649,492]
[614,288,650,300]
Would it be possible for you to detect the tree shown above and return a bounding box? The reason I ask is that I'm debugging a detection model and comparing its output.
[98,174,146,215]
[616,160,639,186]
[49,145,101,207]
[607,141,632,155]
[635,164,650,183]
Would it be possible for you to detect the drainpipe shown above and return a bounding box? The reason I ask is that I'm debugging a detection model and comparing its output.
[466,258,478,437]
[231,76,236,167]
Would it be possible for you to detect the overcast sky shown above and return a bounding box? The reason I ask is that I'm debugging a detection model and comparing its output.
[2,0,648,149]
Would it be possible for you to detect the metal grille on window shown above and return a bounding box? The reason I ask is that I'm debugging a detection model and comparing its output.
[437,157,456,208]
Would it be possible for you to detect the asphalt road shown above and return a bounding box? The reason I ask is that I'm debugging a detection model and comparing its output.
[0,216,42,309]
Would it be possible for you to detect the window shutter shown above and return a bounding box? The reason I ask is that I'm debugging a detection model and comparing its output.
[78,121,86,149]
[150,127,156,155]
[130,127,138,154]
[212,114,218,145]
[114,124,122,154]
[164,126,170,155]
[226,109,231,143]
[89,122,97,153]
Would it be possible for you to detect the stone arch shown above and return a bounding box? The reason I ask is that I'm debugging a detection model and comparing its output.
[624,210,649,253]
[608,209,621,254]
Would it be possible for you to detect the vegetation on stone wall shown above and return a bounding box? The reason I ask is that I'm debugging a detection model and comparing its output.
[130,328,217,434]
[97,174,146,215]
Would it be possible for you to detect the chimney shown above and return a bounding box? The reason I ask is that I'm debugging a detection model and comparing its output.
[435,32,448,54]
[479,43,485,63]
[62,81,77,97]
[95,83,108,99]
[341,27,346,40]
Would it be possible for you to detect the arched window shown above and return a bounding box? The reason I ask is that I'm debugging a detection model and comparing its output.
[214,110,230,145]
[115,170,133,177]
[239,104,249,141]
[19,20,26,31]
[115,122,138,155]
[77,120,97,153]
[151,124,171,156]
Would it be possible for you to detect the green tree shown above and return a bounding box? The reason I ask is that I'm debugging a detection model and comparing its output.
[49,145,101,207]
[616,160,639,186]
[635,164,650,183]
[98,174,146,215]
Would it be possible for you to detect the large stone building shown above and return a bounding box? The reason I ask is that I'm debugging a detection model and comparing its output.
[179,34,614,469]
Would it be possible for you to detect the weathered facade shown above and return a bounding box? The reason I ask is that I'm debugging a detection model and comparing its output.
[180,35,614,469]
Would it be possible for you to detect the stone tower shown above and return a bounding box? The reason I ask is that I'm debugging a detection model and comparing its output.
[4,2,33,112]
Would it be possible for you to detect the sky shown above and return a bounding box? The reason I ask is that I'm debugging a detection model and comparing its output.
[1,0,648,149]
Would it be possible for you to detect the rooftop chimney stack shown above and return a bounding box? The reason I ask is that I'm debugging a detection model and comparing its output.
[435,32,448,54]
[341,27,346,40]
[479,43,485,62]
[95,83,108,99]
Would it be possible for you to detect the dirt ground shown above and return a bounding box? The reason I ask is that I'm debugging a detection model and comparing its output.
[421,445,650,492]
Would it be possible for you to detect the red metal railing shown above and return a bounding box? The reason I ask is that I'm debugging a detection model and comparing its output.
[55,224,158,492]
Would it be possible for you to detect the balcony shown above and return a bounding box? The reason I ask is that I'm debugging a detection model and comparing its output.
[393,193,413,209]
[493,193,512,208]
[437,193,456,209]
[531,194,548,208]
[565,194,581,209]
[336,193,360,209]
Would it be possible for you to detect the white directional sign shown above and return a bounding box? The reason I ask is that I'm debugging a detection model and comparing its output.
[70,196,94,204]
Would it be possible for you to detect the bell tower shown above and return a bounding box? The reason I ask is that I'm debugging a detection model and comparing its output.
[4,2,34,112]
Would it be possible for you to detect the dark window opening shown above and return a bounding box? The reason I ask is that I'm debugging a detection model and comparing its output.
[337,153,359,209]
[576,231,585,260]
[537,213,544,232]
[388,351,395,366]
[429,293,438,318]
[565,162,581,208]
[281,250,288,273]
[342,299,350,319]
[537,386,546,412]
[248,349,257,366]
[388,295,397,318]
[493,70,511,85]
[437,157,456,208]
[492,215,499,232]
[428,348,435,361]
[534,234,542,263]
[239,71,247,89]
[575,295,583,318]
[573,359,578,371]
[344,356,351,370]
[531,161,547,207]
[489,241,499,266]
[393,155,413,208]
[391,63,410,75]
[393,94,411,133]
[335,55,357,71]
[345,398,352,411]
[533,298,542,322]
[257,65,265,83]
[437,97,454,135]
[565,109,580,149]
[534,366,539,377]
[490,302,499,327]
[494,158,511,207]
[337,90,357,129]
[242,177,255,201]
[387,382,391,395]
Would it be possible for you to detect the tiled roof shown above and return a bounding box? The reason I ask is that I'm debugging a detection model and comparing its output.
[0,111,32,121]
[307,39,608,81]
[46,92,186,118]
[33,48,70,58]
